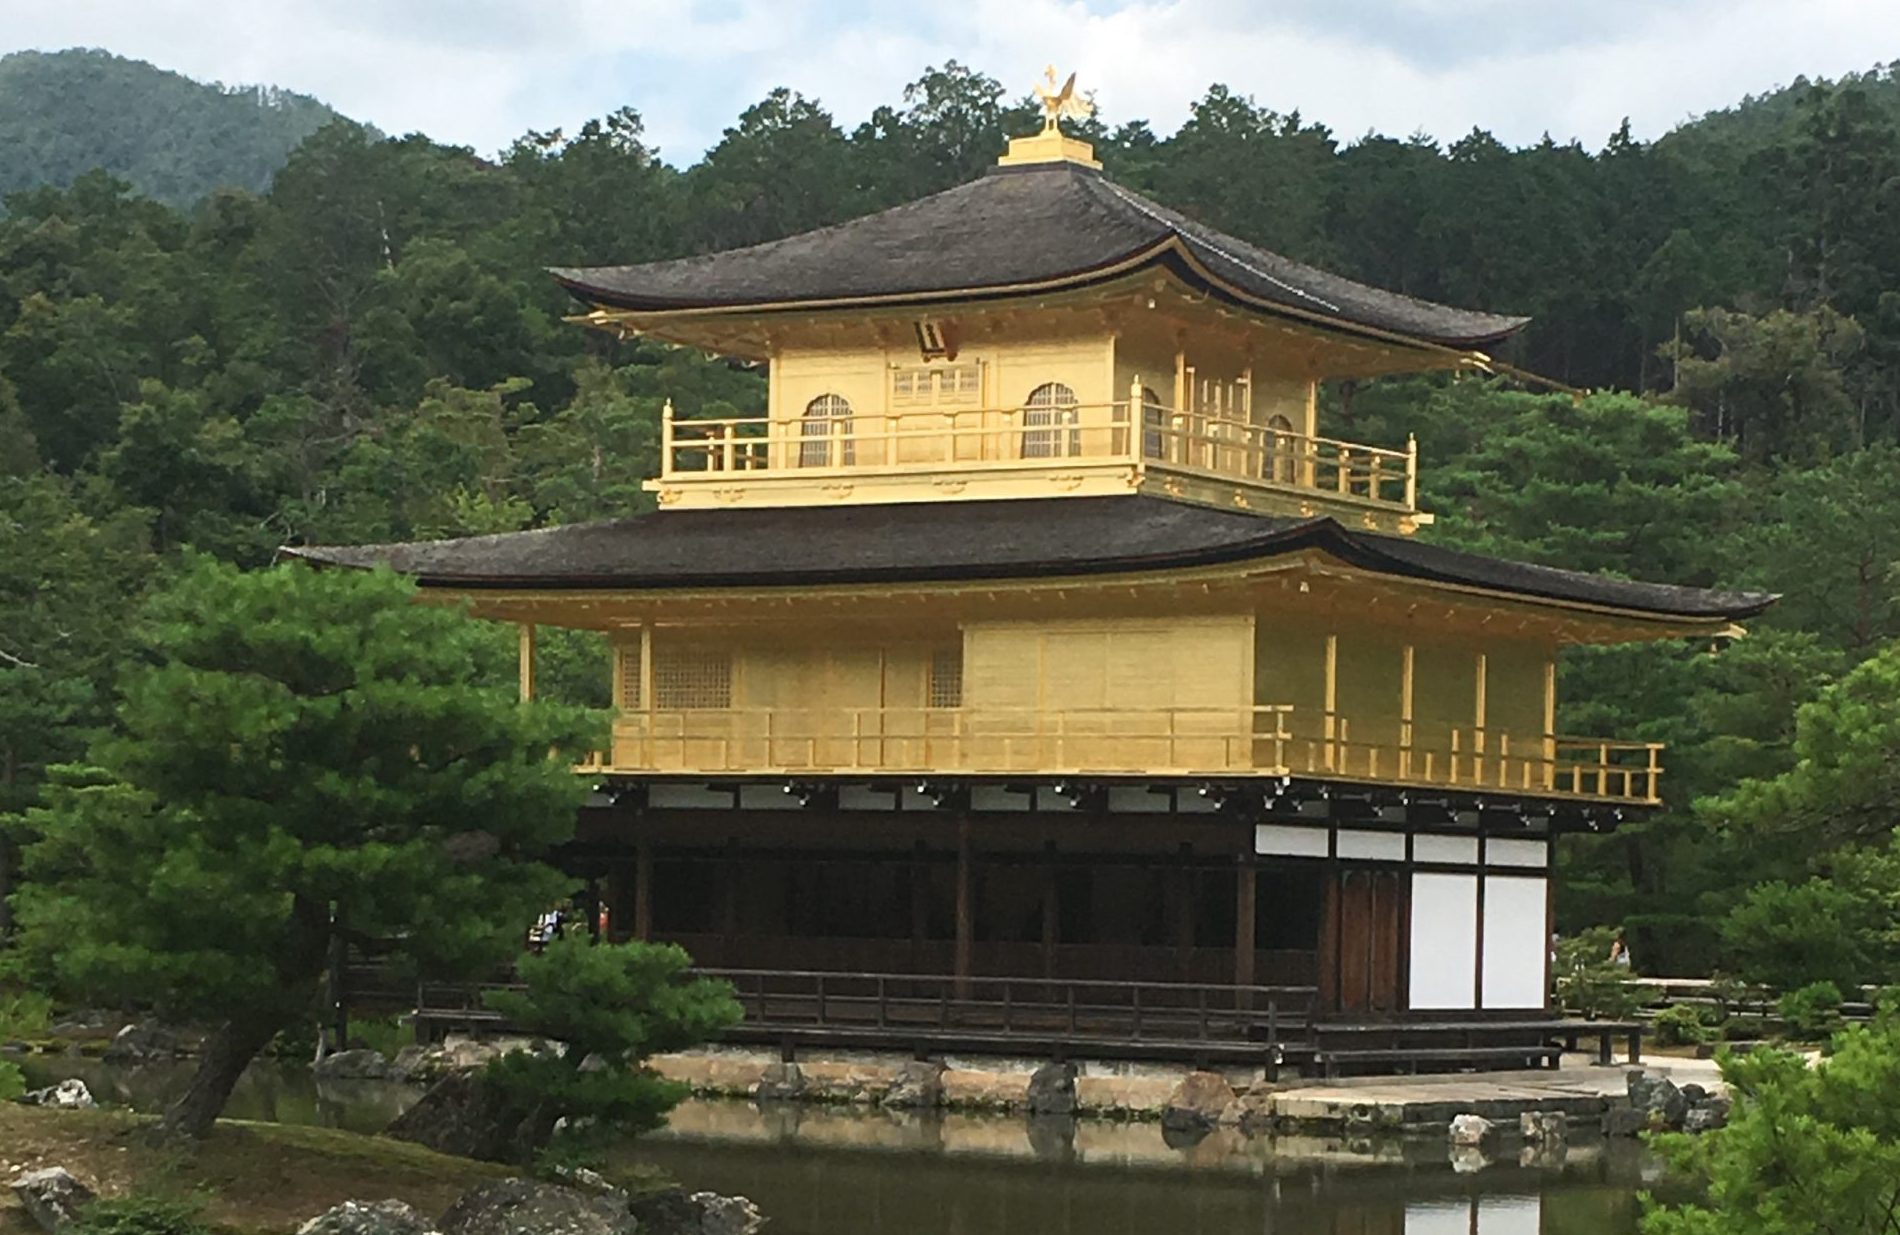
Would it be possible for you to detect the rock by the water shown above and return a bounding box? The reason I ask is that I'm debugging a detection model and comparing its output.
[316,1049,395,1082]
[1161,1071,1237,1133]
[629,1189,764,1235]
[298,1200,440,1235]
[385,1072,534,1164]
[391,1037,542,1084]
[1519,1110,1566,1144]
[10,1167,95,1234]
[22,1080,96,1110]
[1680,1083,1708,1105]
[102,1022,191,1062]
[1025,1060,1077,1116]
[879,1060,944,1109]
[1627,1070,1691,1129]
[1684,1097,1730,1133]
[438,1180,634,1235]
[753,1061,803,1102]
[1449,1113,1498,1147]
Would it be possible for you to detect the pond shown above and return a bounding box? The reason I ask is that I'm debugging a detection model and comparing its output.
[20,1056,1666,1235]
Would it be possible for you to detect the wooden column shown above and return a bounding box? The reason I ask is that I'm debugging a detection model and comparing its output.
[1234,860,1257,991]
[1173,844,1194,982]
[719,838,740,961]
[954,818,973,998]
[633,837,653,942]
[1323,634,1339,770]
[604,859,634,943]
[1040,841,1060,980]
[909,840,930,968]
[517,623,536,702]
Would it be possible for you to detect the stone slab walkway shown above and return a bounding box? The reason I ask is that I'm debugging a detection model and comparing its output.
[1265,1054,1723,1131]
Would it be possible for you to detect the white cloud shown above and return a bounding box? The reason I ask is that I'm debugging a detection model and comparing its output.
[2,0,1896,160]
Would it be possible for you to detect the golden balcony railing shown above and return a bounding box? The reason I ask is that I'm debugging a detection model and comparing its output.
[656,397,1418,513]
[574,705,1662,806]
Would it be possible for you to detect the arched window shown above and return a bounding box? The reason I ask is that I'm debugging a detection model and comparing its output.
[1262,414,1297,484]
[1139,386,1166,460]
[1021,382,1080,459]
[799,394,854,468]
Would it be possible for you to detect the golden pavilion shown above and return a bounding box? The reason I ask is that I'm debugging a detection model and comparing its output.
[291,82,1772,1071]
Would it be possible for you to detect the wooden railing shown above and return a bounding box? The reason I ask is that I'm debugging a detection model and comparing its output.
[576,705,1663,805]
[583,704,1292,777]
[698,968,1317,1055]
[658,398,1418,512]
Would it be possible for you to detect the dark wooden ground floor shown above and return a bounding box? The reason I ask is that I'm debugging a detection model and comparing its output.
[562,807,1514,1020]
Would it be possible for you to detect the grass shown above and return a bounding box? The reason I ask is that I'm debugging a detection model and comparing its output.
[0,1105,509,1235]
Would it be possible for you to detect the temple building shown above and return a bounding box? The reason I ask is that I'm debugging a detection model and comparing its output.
[290,79,1773,1071]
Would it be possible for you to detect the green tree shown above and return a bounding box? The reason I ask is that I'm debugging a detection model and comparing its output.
[15,560,600,1137]
[483,936,741,1157]
[1665,305,1867,463]
[1644,1016,1900,1233]
[1721,879,1880,992]
[1709,640,1900,851]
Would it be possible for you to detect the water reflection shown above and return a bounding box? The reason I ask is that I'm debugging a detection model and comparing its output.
[17,1056,1652,1235]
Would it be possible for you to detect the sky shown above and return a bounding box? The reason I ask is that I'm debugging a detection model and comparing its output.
[4,0,1898,163]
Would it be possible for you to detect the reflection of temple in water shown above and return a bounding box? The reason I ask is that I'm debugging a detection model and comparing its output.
[1403,1196,1541,1234]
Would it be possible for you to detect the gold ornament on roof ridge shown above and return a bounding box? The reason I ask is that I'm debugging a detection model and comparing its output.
[999,65,1101,169]
[1033,65,1092,134]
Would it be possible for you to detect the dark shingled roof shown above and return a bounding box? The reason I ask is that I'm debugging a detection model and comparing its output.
[550,162,1529,350]
[283,497,1774,622]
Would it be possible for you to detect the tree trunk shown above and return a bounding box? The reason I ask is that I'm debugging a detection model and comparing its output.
[158,1010,286,1139]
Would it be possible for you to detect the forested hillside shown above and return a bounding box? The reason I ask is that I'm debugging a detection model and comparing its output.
[0,49,343,207]
[4,59,1900,977]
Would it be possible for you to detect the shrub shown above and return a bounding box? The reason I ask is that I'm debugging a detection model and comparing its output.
[0,988,53,1039]
[1777,980,1846,1042]
[1555,926,1641,1019]
[1652,1002,1715,1047]
[0,1058,23,1101]
[69,1195,210,1235]
[482,938,742,1161]
[1642,1016,1900,1233]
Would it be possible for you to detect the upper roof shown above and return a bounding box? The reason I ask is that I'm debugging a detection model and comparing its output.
[551,162,1530,350]
[283,496,1774,623]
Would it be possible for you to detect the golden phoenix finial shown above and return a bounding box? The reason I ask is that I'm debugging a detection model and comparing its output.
[1033,65,1092,133]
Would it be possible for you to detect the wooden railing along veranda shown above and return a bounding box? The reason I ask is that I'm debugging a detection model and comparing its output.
[576,704,1664,805]
[657,396,1418,512]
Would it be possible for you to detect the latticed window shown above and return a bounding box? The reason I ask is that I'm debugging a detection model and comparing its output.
[1021,381,1080,459]
[614,644,642,710]
[798,393,854,467]
[927,647,964,709]
[892,363,981,407]
[653,646,732,709]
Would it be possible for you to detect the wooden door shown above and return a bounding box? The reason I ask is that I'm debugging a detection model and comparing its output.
[1324,869,1405,1015]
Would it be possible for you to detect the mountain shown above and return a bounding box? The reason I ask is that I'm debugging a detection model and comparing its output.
[0,48,347,208]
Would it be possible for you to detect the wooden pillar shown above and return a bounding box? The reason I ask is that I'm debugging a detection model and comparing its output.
[517,623,537,702]
[719,838,740,962]
[1234,860,1257,991]
[1399,644,1416,778]
[1173,844,1194,982]
[954,818,973,997]
[1474,651,1489,784]
[603,860,632,942]
[910,840,930,968]
[1040,842,1060,981]
[1323,634,1339,770]
[633,837,653,942]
